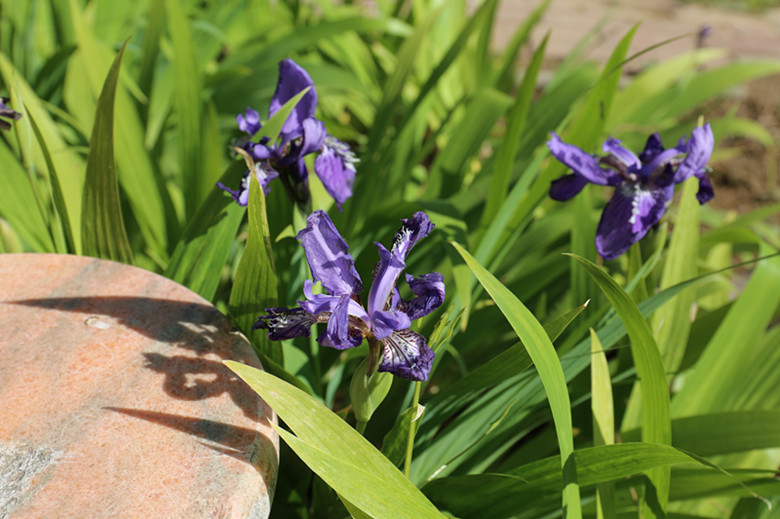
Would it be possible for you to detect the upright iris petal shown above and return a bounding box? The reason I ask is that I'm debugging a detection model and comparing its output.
[296,210,362,296]
[269,59,318,136]
[367,212,434,316]
[255,210,445,381]
[547,125,715,259]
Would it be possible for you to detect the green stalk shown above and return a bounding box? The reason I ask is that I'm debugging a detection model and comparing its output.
[403,381,422,477]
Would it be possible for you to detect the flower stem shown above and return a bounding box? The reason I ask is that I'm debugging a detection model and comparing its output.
[356,420,367,435]
[403,381,422,478]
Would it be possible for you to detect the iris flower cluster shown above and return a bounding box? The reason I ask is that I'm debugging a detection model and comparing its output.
[218,59,357,210]
[0,98,21,131]
[254,210,445,382]
[547,124,715,259]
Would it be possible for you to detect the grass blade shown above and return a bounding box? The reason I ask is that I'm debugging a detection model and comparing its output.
[80,41,132,263]
[26,109,75,254]
[453,242,581,518]
[164,161,246,301]
[228,164,281,365]
[652,176,700,374]
[590,329,616,519]
[225,361,444,518]
[568,254,670,516]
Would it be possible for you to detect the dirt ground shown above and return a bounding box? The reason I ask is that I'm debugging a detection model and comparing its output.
[493,0,780,215]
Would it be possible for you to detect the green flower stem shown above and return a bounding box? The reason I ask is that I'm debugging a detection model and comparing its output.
[403,381,422,477]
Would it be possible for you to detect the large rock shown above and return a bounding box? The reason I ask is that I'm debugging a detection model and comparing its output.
[0,254,278,519]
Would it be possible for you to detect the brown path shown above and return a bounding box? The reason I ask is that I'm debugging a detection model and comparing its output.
[494,0,780,67]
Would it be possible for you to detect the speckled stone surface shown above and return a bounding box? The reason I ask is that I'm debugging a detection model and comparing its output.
[0,253,278,519]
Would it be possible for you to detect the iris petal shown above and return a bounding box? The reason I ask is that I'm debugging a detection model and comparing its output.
[370,310,412,340]
[550,174,589,201]
[237,107,261,135]
[595,185,667,260]
[297,210,363,296]
[314,145,355,211]
[639,133,665,164]
[269,59,318,137]
[547,133,614,185]
[321,295,363,349]
[253,307,316,340]
[367,212,434,315]
[673,124,715,184]
[379,329,435,382]
[695,170,715,204]
[399,272,445,321]
[603,138,641,169]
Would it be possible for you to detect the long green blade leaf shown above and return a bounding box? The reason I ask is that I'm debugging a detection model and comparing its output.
[225,362,444,518]
[453,242,581,518]
[228,168,280,364]
[568,254,671,516]
[81,41,132,263]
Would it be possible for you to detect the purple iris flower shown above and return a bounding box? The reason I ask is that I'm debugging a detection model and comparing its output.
[253,210,445,382]
[218,59,357,210]
[547,124,715,260]
[0,98,21,131]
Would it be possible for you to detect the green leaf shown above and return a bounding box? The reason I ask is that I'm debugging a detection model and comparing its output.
[652,176,700,374]
[69,0,169,257]
[26,109,75,254]
[166,0,206,218]
[662,60,780,119]
[671,251,780,415]
[568,254,670,516]
[256,87,312,144]
[426,88,512,197]
[452,242,581,518]
[164,161,246,301]
[225,362,444,519]
[80,41,133,264]
[228,163,281,365]
[481,33,548,227]
[622,410,780,457]
[0,53,84,251]
[590,329,616,519]
[423,443,701,518]
[383,405,425,467]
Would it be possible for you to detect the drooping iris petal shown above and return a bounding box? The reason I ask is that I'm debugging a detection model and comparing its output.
[367,212,434,315]
[314,145,355,211]
[217,163,278,206]
[379,329,435,382]
[550,174,589,201]
[253,307,316,340]
[237,107,261,135]
[217,176,250,206]
[370,310,411,341]
[0,98,21,131]
[673,124,714,184]
[694,169,715,204]
[547,133,614,185]
[638,134,665,164]
[297,210,362,296]
[603,138,640,169]
[595,185,668,260]
[269,59,318,137]
[399,272,445,321]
